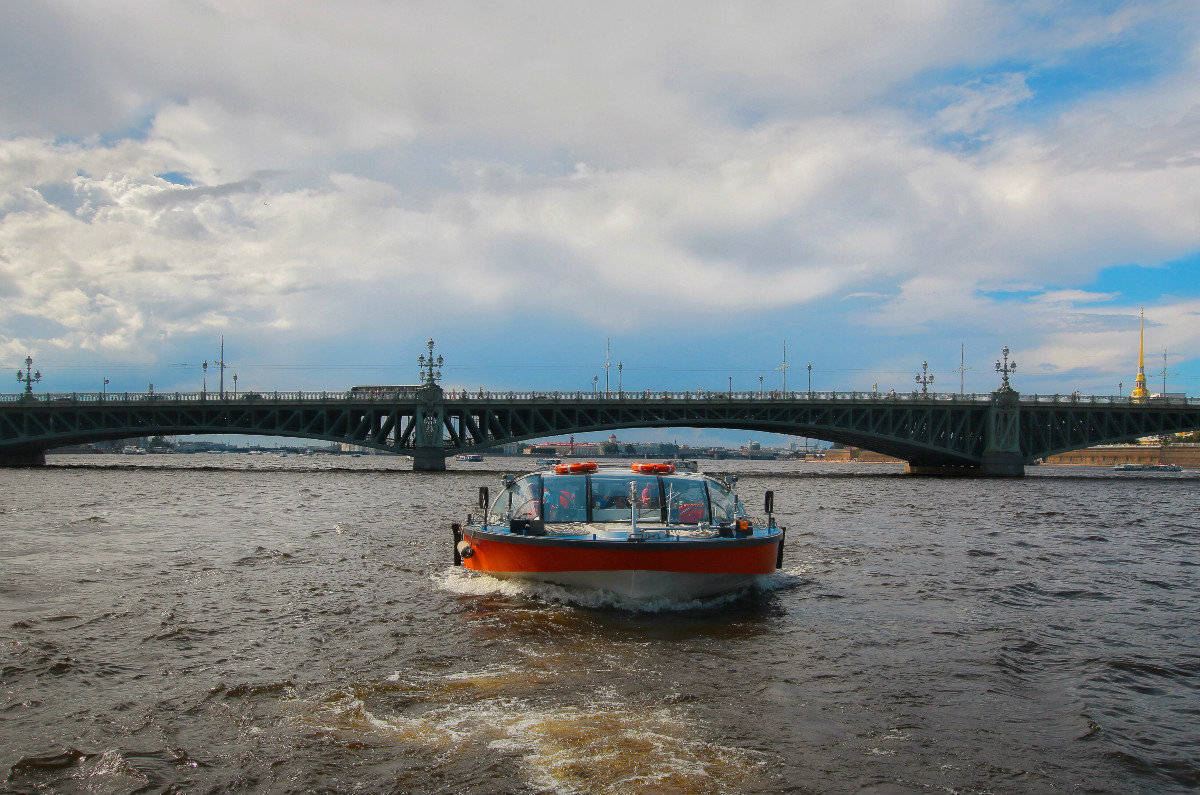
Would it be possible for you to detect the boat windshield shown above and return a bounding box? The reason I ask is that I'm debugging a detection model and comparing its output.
[488,471,746,526]
[590,474,661,523]
[707,479,741,525]
[543,474,587,523]
[663,477,710,525]
[490,474,541,521]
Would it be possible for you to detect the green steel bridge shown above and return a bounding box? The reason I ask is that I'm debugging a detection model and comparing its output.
[2,384,1197,475]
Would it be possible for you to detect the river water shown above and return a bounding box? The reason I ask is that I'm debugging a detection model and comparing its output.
[1,455,1197,794]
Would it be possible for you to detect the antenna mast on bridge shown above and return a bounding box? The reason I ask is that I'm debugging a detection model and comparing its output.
[954,344,972,394]
[1158,350,1178,396]
[603,339,611,396]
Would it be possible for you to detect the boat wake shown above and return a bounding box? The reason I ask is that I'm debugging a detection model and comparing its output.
[300,667,768,795]
[434,566,807,612]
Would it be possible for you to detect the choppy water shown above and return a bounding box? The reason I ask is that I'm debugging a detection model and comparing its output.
[2,455,1198,794]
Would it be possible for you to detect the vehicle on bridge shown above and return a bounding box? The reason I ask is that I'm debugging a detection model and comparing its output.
[452,463,784,600]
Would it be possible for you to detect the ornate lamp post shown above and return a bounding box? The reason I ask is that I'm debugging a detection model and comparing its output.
[759,374,763,397]
[995,346,1017,391]
[592,374,598,395]
[807,363,812,397]
[16,356,41,395]
[102,378,109,398]
[1119,381,1123,398]
[617,362,623,393]
[233,373,238,397]
[915,361,934,394]
[202,361,208,396]
[417,338,443,385]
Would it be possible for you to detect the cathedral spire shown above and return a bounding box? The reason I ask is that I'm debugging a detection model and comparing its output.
[1131,306,1149,403]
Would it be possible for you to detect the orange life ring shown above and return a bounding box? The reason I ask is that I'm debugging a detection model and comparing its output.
[555,462,597,474]
[631,462,675,474]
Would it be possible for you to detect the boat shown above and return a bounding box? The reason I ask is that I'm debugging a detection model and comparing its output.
[535,458,562,467]
[452,462,785,599]
[1111,463,1183,472]
[669,459,699,472]
[454,454,485,462]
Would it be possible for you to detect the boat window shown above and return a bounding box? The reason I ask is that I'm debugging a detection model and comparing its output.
[541,474,587,523]
[663,478,709,525]
[488,488,511,523]
[511,475,542,519]
[707,480,741,525]
[591,474,661,523]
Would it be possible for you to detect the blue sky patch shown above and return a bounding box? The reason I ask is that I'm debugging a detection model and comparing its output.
[1084,252,1200,304]
[156,171,194,186]
[904,12,1187,138]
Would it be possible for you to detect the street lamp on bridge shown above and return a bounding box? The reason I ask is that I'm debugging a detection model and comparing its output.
[202,361,208,397]
[418,338,443,385]
[995,346,1017,391]
[915,361,934,394]
[102,378,109,398]
[15,356,40,395]
[807,363,812,397]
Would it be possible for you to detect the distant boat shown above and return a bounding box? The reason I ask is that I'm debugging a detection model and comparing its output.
[535,458,562,466]
[455,454,484,462]
[121,446,146,455]
[1111,463,1183,472]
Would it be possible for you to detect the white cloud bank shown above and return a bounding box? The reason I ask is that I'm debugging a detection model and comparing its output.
[1,1,1199,386]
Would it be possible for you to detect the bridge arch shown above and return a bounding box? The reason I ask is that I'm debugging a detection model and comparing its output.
[3,390,1197,474]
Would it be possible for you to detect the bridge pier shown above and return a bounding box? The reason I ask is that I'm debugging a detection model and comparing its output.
[412,448,447,472]
[0,449,46,467]
[905,455,1025,477]
[978,451,1026,477]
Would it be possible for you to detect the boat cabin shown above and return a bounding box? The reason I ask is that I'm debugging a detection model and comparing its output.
[486,465,749,529]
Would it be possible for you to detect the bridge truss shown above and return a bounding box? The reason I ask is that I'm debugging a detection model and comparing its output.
[2,387,1197,475]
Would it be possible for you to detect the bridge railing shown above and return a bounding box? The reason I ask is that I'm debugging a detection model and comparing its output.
[1,390,1195,406]
[0,390,361,404]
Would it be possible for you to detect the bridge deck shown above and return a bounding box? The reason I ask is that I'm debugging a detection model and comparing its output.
[2,389,1197,475]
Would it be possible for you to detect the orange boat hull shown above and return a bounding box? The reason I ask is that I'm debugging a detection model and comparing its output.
[461,529,782,599]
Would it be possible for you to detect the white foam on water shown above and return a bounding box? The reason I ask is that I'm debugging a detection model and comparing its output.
[74,749,149,788]
[434,566,803,612]
[305,673,767,795]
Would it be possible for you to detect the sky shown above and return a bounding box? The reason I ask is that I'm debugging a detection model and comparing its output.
[3,1,1200,448]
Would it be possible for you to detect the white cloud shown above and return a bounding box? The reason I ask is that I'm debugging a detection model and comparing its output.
[931,73,1033,135]
[1,2,1199,392]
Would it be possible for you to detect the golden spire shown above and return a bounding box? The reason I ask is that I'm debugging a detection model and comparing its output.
[1131,306,1149,403]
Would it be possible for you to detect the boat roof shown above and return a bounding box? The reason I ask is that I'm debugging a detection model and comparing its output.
[520,463,731,485]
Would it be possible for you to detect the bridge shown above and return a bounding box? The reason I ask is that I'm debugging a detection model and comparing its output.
[2,383,1197,475]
